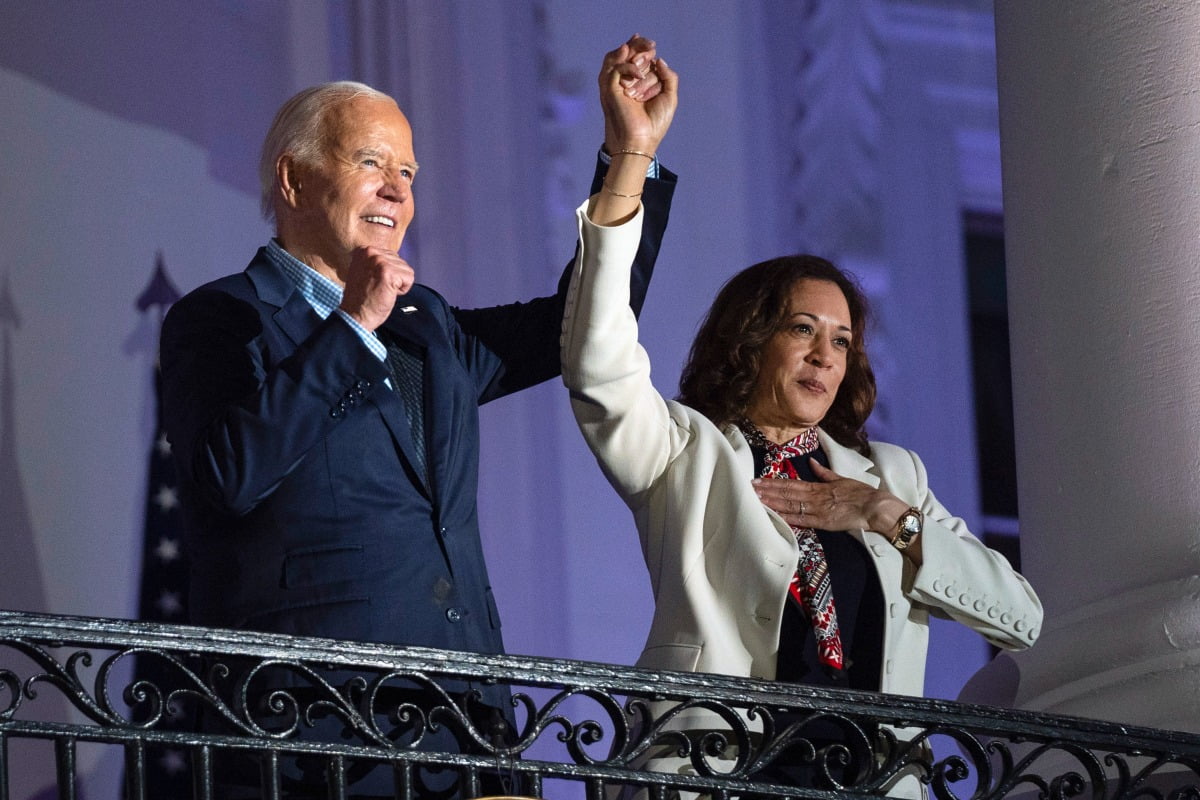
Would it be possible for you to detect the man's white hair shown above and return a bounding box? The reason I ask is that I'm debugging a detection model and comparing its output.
[258,80,392,223]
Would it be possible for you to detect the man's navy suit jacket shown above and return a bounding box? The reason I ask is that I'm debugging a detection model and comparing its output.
[159,162,675,690]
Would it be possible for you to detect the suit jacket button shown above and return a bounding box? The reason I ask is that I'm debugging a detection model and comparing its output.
[446,608,463,623]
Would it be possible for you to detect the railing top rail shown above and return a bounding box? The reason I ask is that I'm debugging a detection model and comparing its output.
[4,608,1200,754]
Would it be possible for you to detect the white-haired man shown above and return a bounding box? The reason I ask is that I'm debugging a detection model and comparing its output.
[160,37,676,797]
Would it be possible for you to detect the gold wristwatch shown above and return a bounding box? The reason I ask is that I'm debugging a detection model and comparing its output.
[892,507,923,551]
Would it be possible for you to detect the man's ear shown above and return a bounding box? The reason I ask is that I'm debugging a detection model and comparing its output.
[277,155,304,211]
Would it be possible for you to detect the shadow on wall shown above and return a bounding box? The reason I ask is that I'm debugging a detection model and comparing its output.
[0,274,44,615]
[1,275,74,799]
[0,1,289,197]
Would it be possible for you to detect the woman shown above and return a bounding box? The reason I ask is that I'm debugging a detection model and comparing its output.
[569,45,1041,797]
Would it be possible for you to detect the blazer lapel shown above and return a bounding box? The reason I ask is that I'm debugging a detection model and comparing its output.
[818,430,885,545]
[723,424,797,546]
[818,430,880,490]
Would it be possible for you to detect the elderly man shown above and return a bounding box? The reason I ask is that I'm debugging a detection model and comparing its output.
[160,37,675,796]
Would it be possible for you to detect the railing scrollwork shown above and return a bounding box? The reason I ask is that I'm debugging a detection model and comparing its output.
[2,610,1199,799]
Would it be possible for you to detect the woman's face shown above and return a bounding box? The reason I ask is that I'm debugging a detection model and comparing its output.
[745,278,852,442]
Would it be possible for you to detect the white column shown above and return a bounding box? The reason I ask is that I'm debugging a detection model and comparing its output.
[974,2,1200,733]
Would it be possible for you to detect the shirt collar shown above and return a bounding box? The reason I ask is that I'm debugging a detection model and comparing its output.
[264,239,343,320]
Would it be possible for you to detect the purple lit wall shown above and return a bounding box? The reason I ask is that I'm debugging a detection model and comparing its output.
[0,1,1002,794]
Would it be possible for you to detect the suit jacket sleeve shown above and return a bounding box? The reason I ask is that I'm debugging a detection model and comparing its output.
[452,154,676,403]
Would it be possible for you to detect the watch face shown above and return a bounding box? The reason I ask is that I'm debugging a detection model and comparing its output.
[900,510,922,536]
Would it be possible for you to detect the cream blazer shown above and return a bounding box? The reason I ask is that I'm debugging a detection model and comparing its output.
[561,202,1043,793]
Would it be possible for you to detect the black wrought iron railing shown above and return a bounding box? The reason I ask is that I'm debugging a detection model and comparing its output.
[2,609,1199,800]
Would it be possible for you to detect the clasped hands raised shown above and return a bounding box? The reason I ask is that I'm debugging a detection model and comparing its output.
[340,35,676,331]
[599,34,678,157]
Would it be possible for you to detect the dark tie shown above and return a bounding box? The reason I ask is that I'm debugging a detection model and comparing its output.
[379,333,426,479]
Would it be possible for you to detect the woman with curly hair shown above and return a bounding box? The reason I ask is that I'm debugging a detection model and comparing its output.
[565,176,1042,793]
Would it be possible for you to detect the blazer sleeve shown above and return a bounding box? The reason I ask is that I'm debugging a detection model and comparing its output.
[451,155,676,404]
[879,443,1044,651]
[561,200,693,508]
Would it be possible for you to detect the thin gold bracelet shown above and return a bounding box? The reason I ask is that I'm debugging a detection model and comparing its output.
[602,183,643,198]
[614,148,655,161]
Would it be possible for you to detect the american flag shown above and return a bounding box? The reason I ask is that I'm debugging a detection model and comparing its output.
[130,254,191,795]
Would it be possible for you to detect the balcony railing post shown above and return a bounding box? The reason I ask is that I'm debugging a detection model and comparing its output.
[122,740,145,800]
[393,759,413,800]
[191,744,213,800]
[53,737,75,800]
[260,750,281,800]
[325,753,347,800]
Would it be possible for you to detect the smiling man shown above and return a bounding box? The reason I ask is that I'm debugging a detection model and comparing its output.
[159,47,675,796]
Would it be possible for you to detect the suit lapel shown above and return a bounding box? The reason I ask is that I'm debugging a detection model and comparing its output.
[245,253,434,497]
[245,253,325,347]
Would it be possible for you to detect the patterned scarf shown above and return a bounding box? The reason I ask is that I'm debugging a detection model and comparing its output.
[740,420,845,673]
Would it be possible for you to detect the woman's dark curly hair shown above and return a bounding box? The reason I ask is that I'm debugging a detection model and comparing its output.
[677,254,876,454]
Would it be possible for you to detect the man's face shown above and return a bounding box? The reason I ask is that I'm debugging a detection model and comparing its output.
[289,95,418,276]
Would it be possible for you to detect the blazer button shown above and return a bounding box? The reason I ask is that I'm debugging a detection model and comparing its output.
[958,593,970,606]
[1000,612,1013,625]
[1015,619,1027,632]
[446,607,464,623]
[974,599,986,612]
